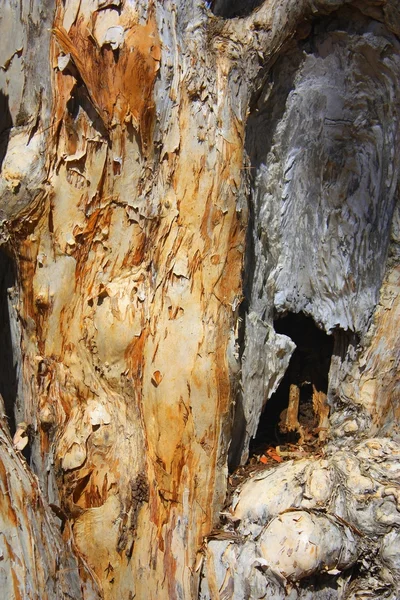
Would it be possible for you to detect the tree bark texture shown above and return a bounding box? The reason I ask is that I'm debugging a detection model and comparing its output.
[0,408,102,599]
[0,1,399,599]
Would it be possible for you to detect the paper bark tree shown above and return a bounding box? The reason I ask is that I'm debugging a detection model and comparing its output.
[0,0,399,598]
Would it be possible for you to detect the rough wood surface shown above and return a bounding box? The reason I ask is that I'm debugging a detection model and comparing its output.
[200,439,400,599]
[240,9,400,461]
[0,1,399,599]
[0,410,101,599]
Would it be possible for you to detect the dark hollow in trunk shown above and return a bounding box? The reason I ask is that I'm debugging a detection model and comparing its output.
[251,312,334,453]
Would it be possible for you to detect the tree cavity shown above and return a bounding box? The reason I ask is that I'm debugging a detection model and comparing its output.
[251,312,334,454]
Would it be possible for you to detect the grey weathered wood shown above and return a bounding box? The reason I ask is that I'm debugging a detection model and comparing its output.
[0,1,399,599]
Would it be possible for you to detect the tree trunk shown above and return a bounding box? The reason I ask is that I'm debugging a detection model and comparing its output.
[0,1,399,599]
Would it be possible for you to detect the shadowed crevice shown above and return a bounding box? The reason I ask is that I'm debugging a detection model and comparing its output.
[0,248,18,436]
[209,0,264,18]
[0,91,12,172]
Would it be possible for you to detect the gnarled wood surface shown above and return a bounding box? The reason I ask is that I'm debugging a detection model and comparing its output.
[0,406,101,600]
[0,1,399,599]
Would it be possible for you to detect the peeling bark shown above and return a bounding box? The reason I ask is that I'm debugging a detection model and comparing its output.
[0,405,101,599]
[201,439,400,599]
[0,1,399,599]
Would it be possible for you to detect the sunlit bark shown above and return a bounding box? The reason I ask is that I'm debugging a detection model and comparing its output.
[0,1,399,599]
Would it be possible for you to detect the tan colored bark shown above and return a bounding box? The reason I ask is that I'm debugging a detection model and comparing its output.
[0,406,101,600]
[338,261,400,435]
[312,386,329,442]
[0,0,399,599]
[287,384,300,432]
[9,3,246,598]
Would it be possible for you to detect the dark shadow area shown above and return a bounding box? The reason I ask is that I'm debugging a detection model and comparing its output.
[0,248,18,436]
[65,83,109,143]
[298,572,341,597]
[332,327,359,362]
[210,0,264,18]
[250,313,334,453]
[0,91,12,171]
[241,47,304,316]
[228,389,246,471]
[244,48,304,171]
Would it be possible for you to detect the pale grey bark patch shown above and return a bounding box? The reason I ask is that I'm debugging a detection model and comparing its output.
[0,0,54,222]
[201,438,400,600]
[234,314,295,463]
[239,11,400,464]
[247,20,400,334]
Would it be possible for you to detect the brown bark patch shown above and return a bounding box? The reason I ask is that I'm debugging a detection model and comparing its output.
[52,14,160,149]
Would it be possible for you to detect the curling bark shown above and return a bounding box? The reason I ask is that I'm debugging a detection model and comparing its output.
[0,0,399,599]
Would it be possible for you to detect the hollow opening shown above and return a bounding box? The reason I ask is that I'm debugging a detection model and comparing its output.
[209,0,264,18]
[0,248,19,436]
[250,312,334,454]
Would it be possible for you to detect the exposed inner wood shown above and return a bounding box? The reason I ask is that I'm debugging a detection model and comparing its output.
[0,1,399,599]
